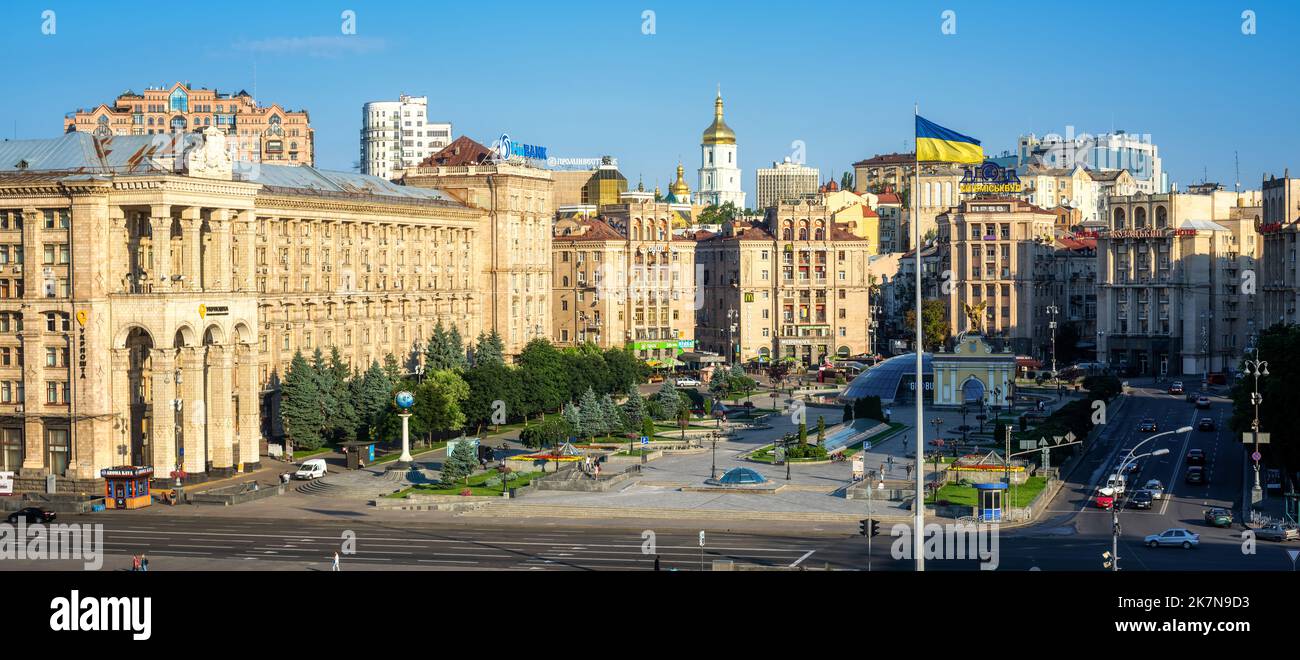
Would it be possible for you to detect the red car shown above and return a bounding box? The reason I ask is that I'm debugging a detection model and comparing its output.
[1094,488,1116,510]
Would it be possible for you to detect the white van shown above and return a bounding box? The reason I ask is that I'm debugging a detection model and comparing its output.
[294,459,328,480]
[1105,473,1127,494]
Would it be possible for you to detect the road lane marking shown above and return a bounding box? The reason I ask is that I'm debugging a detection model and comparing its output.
[789,550,815,567]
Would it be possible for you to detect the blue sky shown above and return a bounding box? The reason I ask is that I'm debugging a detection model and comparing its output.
[2,0,1297,199]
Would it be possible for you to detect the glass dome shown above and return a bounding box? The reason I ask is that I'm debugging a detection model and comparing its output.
[840,352,934,404]
[717,467,767,485]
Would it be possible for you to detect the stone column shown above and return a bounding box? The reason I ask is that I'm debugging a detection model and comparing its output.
[21,208,41,300]
[208,209,232,292]
[148,349,177,475]
[238,210,257,292]
[110,348,132,464]
[178,346,206,474]
[235,344,261,469]
[19,324,45,473]
[180,207,203,291]
[149,206,172,292]
[108,207,128,294]
[205,344,234,472]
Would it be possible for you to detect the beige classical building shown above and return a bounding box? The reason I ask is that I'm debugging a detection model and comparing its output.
[1096,189,1262,377]
[938,198,1060,357]
[399,137,554,356]
[550,207,698,362]
[755,159,819,210]
[1260,171,1300,327]
[0,129,498,490]
[695,201,872,366]
[64,82,313,166]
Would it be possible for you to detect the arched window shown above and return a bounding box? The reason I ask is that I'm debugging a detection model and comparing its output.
[1113,208,1126,229]
[1155,206,1168,229]
[1134,207,1147,229]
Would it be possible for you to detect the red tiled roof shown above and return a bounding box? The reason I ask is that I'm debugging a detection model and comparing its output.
[419,136,493,167]
[553,218,624,242]
[875,192,901,205]
[852,152,915,168]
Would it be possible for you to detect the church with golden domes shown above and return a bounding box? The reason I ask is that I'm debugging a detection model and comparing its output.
[697,90,746,209]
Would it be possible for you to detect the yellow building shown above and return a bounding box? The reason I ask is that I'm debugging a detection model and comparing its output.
[932,334,1015,408]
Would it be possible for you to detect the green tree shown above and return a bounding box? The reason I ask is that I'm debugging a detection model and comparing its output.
[441,439,478,486]
[425,321,452,372]
[519,339,566,420]
[462,362,521,433]
[309,348,337,444]
[281,351,324,450]
[382,353,401,383]
[326,347,358,442]
[355,360,393,442]
[817,416,826,444]
[411,370,469,442]
[653,379,681,421]
[578,387,605,439]
[641,415,656,441]
[599,394,622,439]
[699,201,740,225]
[446,325,467,371]
[519,417,571,449]
[843,402,854,424]
[903,299,949,351]
[798,421,808,444]
[561,402,583,440]
[840,171,854,192]
[622,385,647,430]
[473,330,506,367]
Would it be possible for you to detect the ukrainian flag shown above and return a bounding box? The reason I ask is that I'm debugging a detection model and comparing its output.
[916,115,983,164]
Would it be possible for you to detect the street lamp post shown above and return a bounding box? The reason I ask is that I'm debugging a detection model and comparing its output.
[710,431,718,480]
[1108,427,1190,571]
[1047,304,1059,386]
[1242,357,1268,506]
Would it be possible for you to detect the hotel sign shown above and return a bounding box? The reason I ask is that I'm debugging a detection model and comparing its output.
[959,162,1023,195]
[1108,229,1169,239]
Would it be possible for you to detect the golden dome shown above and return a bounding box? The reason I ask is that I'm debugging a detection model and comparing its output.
[702,91,736,145]
[670,163,691,197]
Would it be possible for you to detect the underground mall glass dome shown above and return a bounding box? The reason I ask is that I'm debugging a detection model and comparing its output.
[840,352,934,404]
[716,467,768,485]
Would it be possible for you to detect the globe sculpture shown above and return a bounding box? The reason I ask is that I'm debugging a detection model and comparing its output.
[395,391,415,462]
[395,391,415,409]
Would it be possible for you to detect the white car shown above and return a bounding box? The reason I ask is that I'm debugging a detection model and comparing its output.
[1144,528,1199,549]
[675,378,702,387]
[293,459,328,480]
[1143,479,1165,499]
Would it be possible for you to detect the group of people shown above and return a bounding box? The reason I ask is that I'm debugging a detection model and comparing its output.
[130,554,150,572]
[581,456,603,479]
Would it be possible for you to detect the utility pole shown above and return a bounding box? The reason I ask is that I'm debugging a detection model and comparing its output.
[1243,356,1268,506]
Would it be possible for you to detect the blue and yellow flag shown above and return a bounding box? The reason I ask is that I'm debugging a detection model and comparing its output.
[916,115,983,164]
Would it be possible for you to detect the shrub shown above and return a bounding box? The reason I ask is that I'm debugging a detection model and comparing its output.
[484,477,502,489]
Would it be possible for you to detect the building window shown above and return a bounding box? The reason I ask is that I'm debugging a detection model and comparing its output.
[46,428,69,475]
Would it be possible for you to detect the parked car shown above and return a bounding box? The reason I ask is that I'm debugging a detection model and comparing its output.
[293,458,328,480]
[1195,396,1211,409]
[1143,479,1166,499]
[1128,490,1154,509]
[1186,449,1206,466]
[5,507,56,525]
[1185,466,1208,485]
[1203,507,1233,527]
[1145,528,1200,549]
[1169,381,1184,395]
[1138,418,1158,433]
[675,377,702,387]
[1255,523,1300,542]
[1197,418,1216,432]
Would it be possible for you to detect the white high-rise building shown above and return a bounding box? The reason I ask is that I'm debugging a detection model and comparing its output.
[697,91,746,209]
[756,158,820,210]
[360,94,453,179]
[1019,129,1168,194]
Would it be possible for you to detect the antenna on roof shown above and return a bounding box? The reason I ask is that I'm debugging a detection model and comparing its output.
[1234,151,1241,193]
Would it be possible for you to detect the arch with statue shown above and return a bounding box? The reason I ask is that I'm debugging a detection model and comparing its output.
[931,334,1015,408]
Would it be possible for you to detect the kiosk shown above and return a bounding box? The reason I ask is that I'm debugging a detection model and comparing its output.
[974,482,1008,522]
[101,466,154,510]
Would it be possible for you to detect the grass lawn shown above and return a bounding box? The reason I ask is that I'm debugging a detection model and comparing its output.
[371,441,448,465]
[925,476,1048,507]
[748,444,828,464]
[288,447,332,460]
[387,470,543,498]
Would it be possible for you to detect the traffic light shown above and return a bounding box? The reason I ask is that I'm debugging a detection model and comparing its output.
[870,520,880,538]
[1102,551,1112,570]
[859,519,869,537]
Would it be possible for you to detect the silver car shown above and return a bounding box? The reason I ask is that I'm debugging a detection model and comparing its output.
[1145,528,1200,549]
[1143,479,1165,499]
[1255,523,1300,542]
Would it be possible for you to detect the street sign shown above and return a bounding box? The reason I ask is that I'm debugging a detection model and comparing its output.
[1242,433,1270,444]
[1288,549,1299,564]
[640,436,649,446]
[699,531,706,547]
[1252,452,1262,462]
[1019,440,1037,451]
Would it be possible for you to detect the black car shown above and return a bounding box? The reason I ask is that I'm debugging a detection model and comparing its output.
[1186,449,1206,466]
[1185,466,1207,485]
[1138,418,1158,432]
[5,507,56,524]
[1128,490,1154,509]
[1197,418,1215,432]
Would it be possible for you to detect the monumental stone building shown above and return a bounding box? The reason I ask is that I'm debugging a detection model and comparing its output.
[63,82,314,166]
[695,200,872,366]
[0,129,494,490]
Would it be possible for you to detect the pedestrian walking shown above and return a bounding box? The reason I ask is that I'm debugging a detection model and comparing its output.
[332,551,340,572]
[141,553,149,572]
[131,555,140,572]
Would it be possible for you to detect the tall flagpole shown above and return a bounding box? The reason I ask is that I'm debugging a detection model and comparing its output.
[913,103,925,571]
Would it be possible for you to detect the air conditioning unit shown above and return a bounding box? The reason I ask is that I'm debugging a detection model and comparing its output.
[15,405,23,413]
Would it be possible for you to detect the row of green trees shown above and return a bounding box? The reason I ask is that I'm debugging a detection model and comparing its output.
[279,321,650,451]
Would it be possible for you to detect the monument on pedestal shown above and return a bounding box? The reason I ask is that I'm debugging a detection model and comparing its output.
[395,390,416,466]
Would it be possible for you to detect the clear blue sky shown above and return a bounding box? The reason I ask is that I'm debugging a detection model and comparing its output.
[3,0,1297,198]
